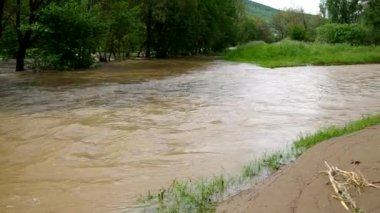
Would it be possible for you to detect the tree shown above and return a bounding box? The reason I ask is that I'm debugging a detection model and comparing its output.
[363,0,380,43]
[238,16,273,43]
[97,0,143,62]
[316,23,369,44]
[130,0,163,58]
[1,0,248,71]
[272,8,323,42]
[33,1,106,70]
[288,24,306,41]
[272,9,308,41]
[321,0,363,23]
[320,0,328,18]
[130,0,244,57]
[15,0,49,71]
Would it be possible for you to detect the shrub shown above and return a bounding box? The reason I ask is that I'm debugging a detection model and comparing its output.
[288,24,307,41]
[34,1,106,70]
[316,23,369,45]
[238,16,273,44]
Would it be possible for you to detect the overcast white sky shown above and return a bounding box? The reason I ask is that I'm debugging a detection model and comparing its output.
[253,0,321,14]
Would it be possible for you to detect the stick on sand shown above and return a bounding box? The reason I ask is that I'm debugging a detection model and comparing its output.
[322,161,380,212]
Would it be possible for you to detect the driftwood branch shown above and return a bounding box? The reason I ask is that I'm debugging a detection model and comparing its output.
[322,161,380,212]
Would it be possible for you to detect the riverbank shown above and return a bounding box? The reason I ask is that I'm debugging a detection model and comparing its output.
[224,41,380,68]
[217,125,380,213]
[139,115,380,212]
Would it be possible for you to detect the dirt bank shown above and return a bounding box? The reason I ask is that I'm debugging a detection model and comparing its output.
[218,125,380,213]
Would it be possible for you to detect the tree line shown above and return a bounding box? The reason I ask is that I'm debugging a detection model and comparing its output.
[318,0,380,44]
[0,0,379,71]
[270,0,380,44]
[0,0,256,71]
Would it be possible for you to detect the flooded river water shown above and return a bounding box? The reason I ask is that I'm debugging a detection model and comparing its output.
[0,59,379,212]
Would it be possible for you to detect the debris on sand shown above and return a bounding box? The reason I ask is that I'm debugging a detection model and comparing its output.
[322,161,380,212]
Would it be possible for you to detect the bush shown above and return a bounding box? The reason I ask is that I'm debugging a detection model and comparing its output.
[34,1,106,70]
[237,16,273,44]
[288,24,306,41]
[0,28,18,59]
[316,23,369,45]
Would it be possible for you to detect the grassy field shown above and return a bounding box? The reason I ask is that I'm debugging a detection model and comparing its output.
[224,41,380,68]
[138,114,380,212]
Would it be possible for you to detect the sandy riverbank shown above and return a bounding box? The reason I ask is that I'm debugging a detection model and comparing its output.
[218,125,380,213]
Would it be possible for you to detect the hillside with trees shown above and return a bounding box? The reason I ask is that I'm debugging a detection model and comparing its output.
[243,0,279,22]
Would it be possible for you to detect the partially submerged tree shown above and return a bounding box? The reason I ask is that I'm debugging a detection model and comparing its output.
[15,0,49,71]
[0,0,249,71]
[132,0,244,58]
[34,1,106,70]
[96,0,143,62]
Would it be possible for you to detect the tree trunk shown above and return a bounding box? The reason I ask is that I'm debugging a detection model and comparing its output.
[15,0,27,72]
[108,52,111,62]
[16,42,27,71]
[145,4,152,58]
[15,0,41,71]
[0,0,5,37]
[15,3,32,71]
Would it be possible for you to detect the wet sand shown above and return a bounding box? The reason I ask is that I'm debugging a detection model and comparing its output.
[218,125,380,213]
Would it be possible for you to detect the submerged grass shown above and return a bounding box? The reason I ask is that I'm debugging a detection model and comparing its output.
[139,114,380,212]
[224,41,380,68]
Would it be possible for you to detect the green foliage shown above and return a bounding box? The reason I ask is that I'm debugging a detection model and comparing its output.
[363,0,380,44]
[0,27,17,59]
[2,0,246,70]
[272,11,291,40]
[272,9,323,41]
[288,24,307,41]
[243,0,279,22]
[29,1,106,70]
[135,0,244,57]
[224,40,380,68]
[97,0,143,61]
[140,175,226,212]
[262,152,285,171]
[321,0,363,24]
[316,23,369,45]
[318,0,380,45]
[294,114,380,150]
[238,16,273,43]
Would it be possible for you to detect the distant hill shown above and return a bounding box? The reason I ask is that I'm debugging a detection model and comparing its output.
[244,0,279,22]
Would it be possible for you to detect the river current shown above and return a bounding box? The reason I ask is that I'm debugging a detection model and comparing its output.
[0,59,379,212]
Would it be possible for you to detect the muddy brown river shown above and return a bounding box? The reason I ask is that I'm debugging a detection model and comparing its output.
[0,59,379,212]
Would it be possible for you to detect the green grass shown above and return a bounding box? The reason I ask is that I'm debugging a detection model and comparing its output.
[138,114,380,212]
[224,41,380,68]
[294,114,380,150]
